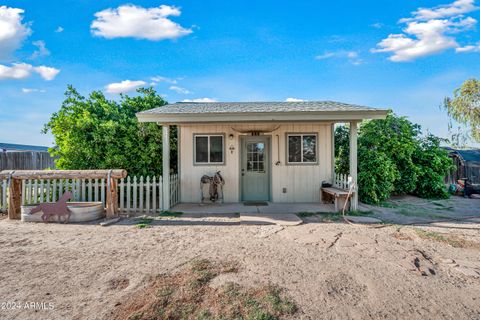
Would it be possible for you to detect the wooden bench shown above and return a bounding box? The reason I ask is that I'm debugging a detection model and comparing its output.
[321,187,352,212]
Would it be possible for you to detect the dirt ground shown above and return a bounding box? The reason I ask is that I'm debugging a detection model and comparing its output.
[0,198,479,320]
[362,195,480,224]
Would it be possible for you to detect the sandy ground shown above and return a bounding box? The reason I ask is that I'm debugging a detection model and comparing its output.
[0,205,479,320]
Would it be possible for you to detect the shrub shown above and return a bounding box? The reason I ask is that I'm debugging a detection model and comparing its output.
[359,112,421,195]
[334,125,350,175]
[413,135,454,199]
[335,112,453,204]
[43,86,176,176]
[358,147,398,204]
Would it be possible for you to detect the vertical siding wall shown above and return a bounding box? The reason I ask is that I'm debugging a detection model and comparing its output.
[179,123,333,203]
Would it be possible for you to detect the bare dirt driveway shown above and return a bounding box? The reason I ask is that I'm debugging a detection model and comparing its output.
[0,208,479,320]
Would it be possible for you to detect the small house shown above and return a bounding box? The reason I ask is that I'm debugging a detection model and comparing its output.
[137,101,388,210]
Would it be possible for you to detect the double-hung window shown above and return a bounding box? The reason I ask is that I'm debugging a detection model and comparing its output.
[194,134,224,164]
[287,133,317,164]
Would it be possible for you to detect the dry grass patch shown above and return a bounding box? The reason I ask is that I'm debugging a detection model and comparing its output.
[414,228,480,250]
[111,259,297,320]
[392,229,413,241]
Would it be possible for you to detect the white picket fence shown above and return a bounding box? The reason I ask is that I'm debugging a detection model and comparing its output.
[333,173,353,190]
[0,174,180,214]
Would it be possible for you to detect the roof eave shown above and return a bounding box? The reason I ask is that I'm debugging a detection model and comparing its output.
[136,110,389,123]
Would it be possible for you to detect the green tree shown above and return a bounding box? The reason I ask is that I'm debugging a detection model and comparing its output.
[43,86,175,176]
[443,78,480,143]
[334,112,453,204]
[357,146,397,204]
[412,135,453,199]
[359,113,420,195]
[334,125,350,175]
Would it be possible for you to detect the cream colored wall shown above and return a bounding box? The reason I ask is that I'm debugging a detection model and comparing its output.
[179,122,333,203]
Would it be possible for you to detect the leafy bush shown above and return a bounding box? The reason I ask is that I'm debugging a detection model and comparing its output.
[335,112,453,204]
[43,86,176,176]
[359,112,421,195]
[334,125,350,175]
[357,147,398,204]
[413,135,453,199]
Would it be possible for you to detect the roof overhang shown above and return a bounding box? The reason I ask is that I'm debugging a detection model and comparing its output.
[137,110,389,124]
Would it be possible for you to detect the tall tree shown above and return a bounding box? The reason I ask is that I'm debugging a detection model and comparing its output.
[443,78,480,144]
[43,86,175,176]
[334,112,453,204]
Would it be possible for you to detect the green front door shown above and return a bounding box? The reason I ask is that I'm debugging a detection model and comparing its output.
[241,136,270,201]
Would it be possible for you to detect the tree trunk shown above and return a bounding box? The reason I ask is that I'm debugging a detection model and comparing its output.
[0,169,127,180]
[8,179,22,220]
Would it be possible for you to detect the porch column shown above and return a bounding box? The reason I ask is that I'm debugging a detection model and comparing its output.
[162,124,170,211]
[349,121,358,211]
[331,123,335,181]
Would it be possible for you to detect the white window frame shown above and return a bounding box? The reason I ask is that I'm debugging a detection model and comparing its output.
[193,134,225,165]
[286,133,318,165]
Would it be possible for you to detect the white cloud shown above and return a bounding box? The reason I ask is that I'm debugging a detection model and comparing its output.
[31,40,50,59]
[91,4,192,41]
[314,52,335,60]
[22,88,46,93]
[456,42,480,52]
[33,66,60,80]
[169,85,191,94]
[105,80,147,94]
[285,98,305,102]
[181,98,217,103]
[373,0,479,61]
[401,0,477,22]
[347,51,358,58]
[0,6,31,61]
[0,63,59,80]
[0,63,32,79]
[315,50,363,65]
[151,75,177,84]
[55,26,64,33]
[371,22,384,29]
[0,7,60,80]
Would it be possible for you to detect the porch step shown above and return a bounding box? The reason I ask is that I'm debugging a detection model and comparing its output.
[240,213,302,226]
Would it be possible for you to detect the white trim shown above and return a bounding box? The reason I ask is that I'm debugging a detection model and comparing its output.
[162,125,170,210]
[138,110,389,123]
[349,122,358,211]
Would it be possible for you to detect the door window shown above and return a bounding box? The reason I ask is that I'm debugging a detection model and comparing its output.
[246,142,265,172]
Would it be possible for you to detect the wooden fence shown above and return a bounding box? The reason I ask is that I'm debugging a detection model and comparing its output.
[0,151,56,171]
[0,174,180,214]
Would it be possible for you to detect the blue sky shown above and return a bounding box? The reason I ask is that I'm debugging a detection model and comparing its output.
[1,0,479,146]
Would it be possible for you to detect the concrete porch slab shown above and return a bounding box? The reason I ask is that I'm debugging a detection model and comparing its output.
[171,202,335,215]
[240,213,303,226]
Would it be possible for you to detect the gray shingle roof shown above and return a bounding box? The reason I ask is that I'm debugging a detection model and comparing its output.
[138,101,383,115]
